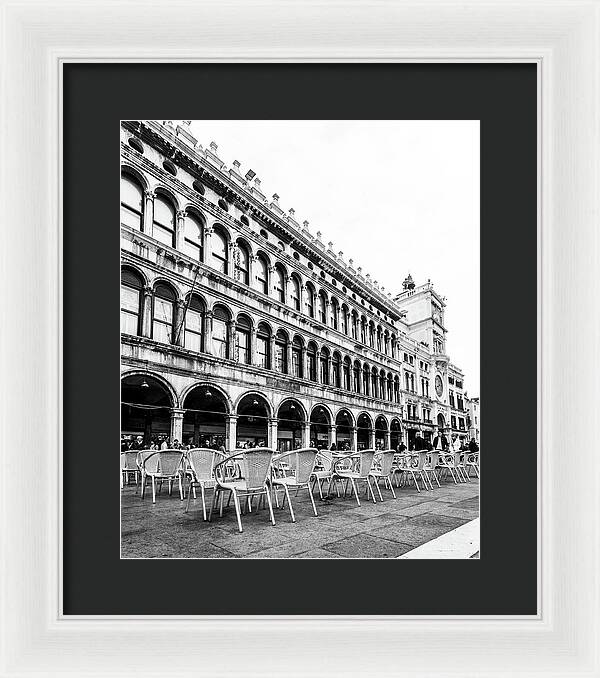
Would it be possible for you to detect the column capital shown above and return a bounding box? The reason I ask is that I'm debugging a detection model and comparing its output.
[225,414,239,422]
[171,408,185,418]
[144,189,155,200]
[176,209,187,220]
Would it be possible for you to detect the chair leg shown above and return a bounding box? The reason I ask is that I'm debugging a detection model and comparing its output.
[151,476,156,504]
[307,484,318,516]
[350,477,361,506]
[411,471,420,493]
[366,477,377,503]
[374,476,384,502]
[185,483,193,513]
[387,476,397,499]
[201,484,207,521]
[219,489,224,517]
[141,473,146,499]
[178,475,183,500]
[232,489,243,533]
[208,487,218,522]
[283,484,295,523]
[265,485,276,526]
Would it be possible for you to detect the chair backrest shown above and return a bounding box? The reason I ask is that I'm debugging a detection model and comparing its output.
[187,448,216,482]
[121,451,138,471]
[237,448,275,489]
[357,449,377,477]
[138,450,159,473]
[283,448,319,484]
[316,449,333,472]
[157,449,183,476]
[428,451,440,469]
[375,450,396,475]
[453,451,463,466]
[413,450,428,471]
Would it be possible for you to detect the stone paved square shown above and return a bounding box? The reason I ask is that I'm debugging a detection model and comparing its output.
[121,476,479,558]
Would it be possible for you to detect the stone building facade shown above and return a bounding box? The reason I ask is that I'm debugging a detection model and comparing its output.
[120,120,476,451]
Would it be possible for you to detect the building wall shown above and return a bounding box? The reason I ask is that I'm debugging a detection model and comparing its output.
[120,120,475,450]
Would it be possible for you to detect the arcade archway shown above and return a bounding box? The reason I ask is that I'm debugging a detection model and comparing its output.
[310,405,331,449]
[357,412,373,450]
[182,385,228,449]
[390,418,402,450]
[277,399,305,452]
[237,393,270,446]
[121,374,173,445]
[335,409,354,450]
[375,415,388,449]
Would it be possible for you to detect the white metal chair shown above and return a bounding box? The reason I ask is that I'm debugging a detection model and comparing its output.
[272,447,320,521]
[332,449,377,506]
[438,452,468,484]
[311,449,339,500]
[369,449,397,500]
[120,451,140,488]
[184,448,218,520]
[209,448,276,533]
[140,449,184,503]
[465,451,480,478]
[407,450,432,492]
[423,451,441,488]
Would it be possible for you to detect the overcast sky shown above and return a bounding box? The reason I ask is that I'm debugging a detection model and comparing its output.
[190,120,480,397]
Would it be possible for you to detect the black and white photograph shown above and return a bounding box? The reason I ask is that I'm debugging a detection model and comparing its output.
[120,119,480,559]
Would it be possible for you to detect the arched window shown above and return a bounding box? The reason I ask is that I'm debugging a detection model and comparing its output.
[332,352,341,388]
[184,295,204,352]
[153,194,176,247]
[211,227,229,274]
[292,336,303,377]
[234,241,250,285]
[255,254,269,295]
[183,212,204,261]
[380,370,386,399]
[318,291,327,324]
[343,357,351,390]
[391,335,397,359]
[121,268,143,335]
[211,305,230,358]
[320,347,330,385]
[369,322,375,348]
[120,172,144,231]
[360,317,367,344]
[274,266,286,304]
[256,323,271,369]
[307,343,317,381]
[235,315,251,364]
[341,305,349,335]
[290,275,301,311]
[153,283,176,344]
[371,367,379,399]
[330,298,339,330]
[377,327,382,352]
[351,311,358,340]
[353,360,361,393]
[362,364,370,396]
[394,375,400,403]
[383,331,389,355]
[306,284,316,318]
[274,330,288,373]
[387,373,393,401]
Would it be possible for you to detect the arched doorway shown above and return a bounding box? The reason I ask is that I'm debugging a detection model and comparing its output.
[375,415,388,449]
[437,413,447,432]
[121,374,173,446]
[390,418,402,450]
[277,399,305,452]
[237,393,270,447]
[335,409,354,450]
[310,405,331,449]
[182,385,228,449]
[357,412,373,450]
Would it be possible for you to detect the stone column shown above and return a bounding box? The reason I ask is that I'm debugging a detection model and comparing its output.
[369,427,376,449]
[175,210,186,251]
[301,422,310,447]
[141,285,153,338]
[326,355,332,387]
[173,299,186,346]
[143,190,155,236]
[227,320,236,361]
[225,415,238,451]
[170,408,185,444]
[329,425,337,449]
[384,430,390,449]
[301,346,307,380]
[204,227,213,268]
[268,418,279,449]
[351,426,358,451]
[204,310,213,355]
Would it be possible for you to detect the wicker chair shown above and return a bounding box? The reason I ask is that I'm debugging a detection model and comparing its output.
[332,449,377,506]
[272,448,319,521]
[120,451,140,488]
[368,450,397,500]
[423,451,441,488]
[437,452,467,484]
[209,448,276,533]
[311,449,339,500]
[406,450,432,492]
[140,449,184,503]
[391,453,411,488]
[184,448,218,520]
[465,451,480,478]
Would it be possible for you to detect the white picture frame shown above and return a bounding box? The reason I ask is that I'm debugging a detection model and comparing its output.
[1,1,598,675]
